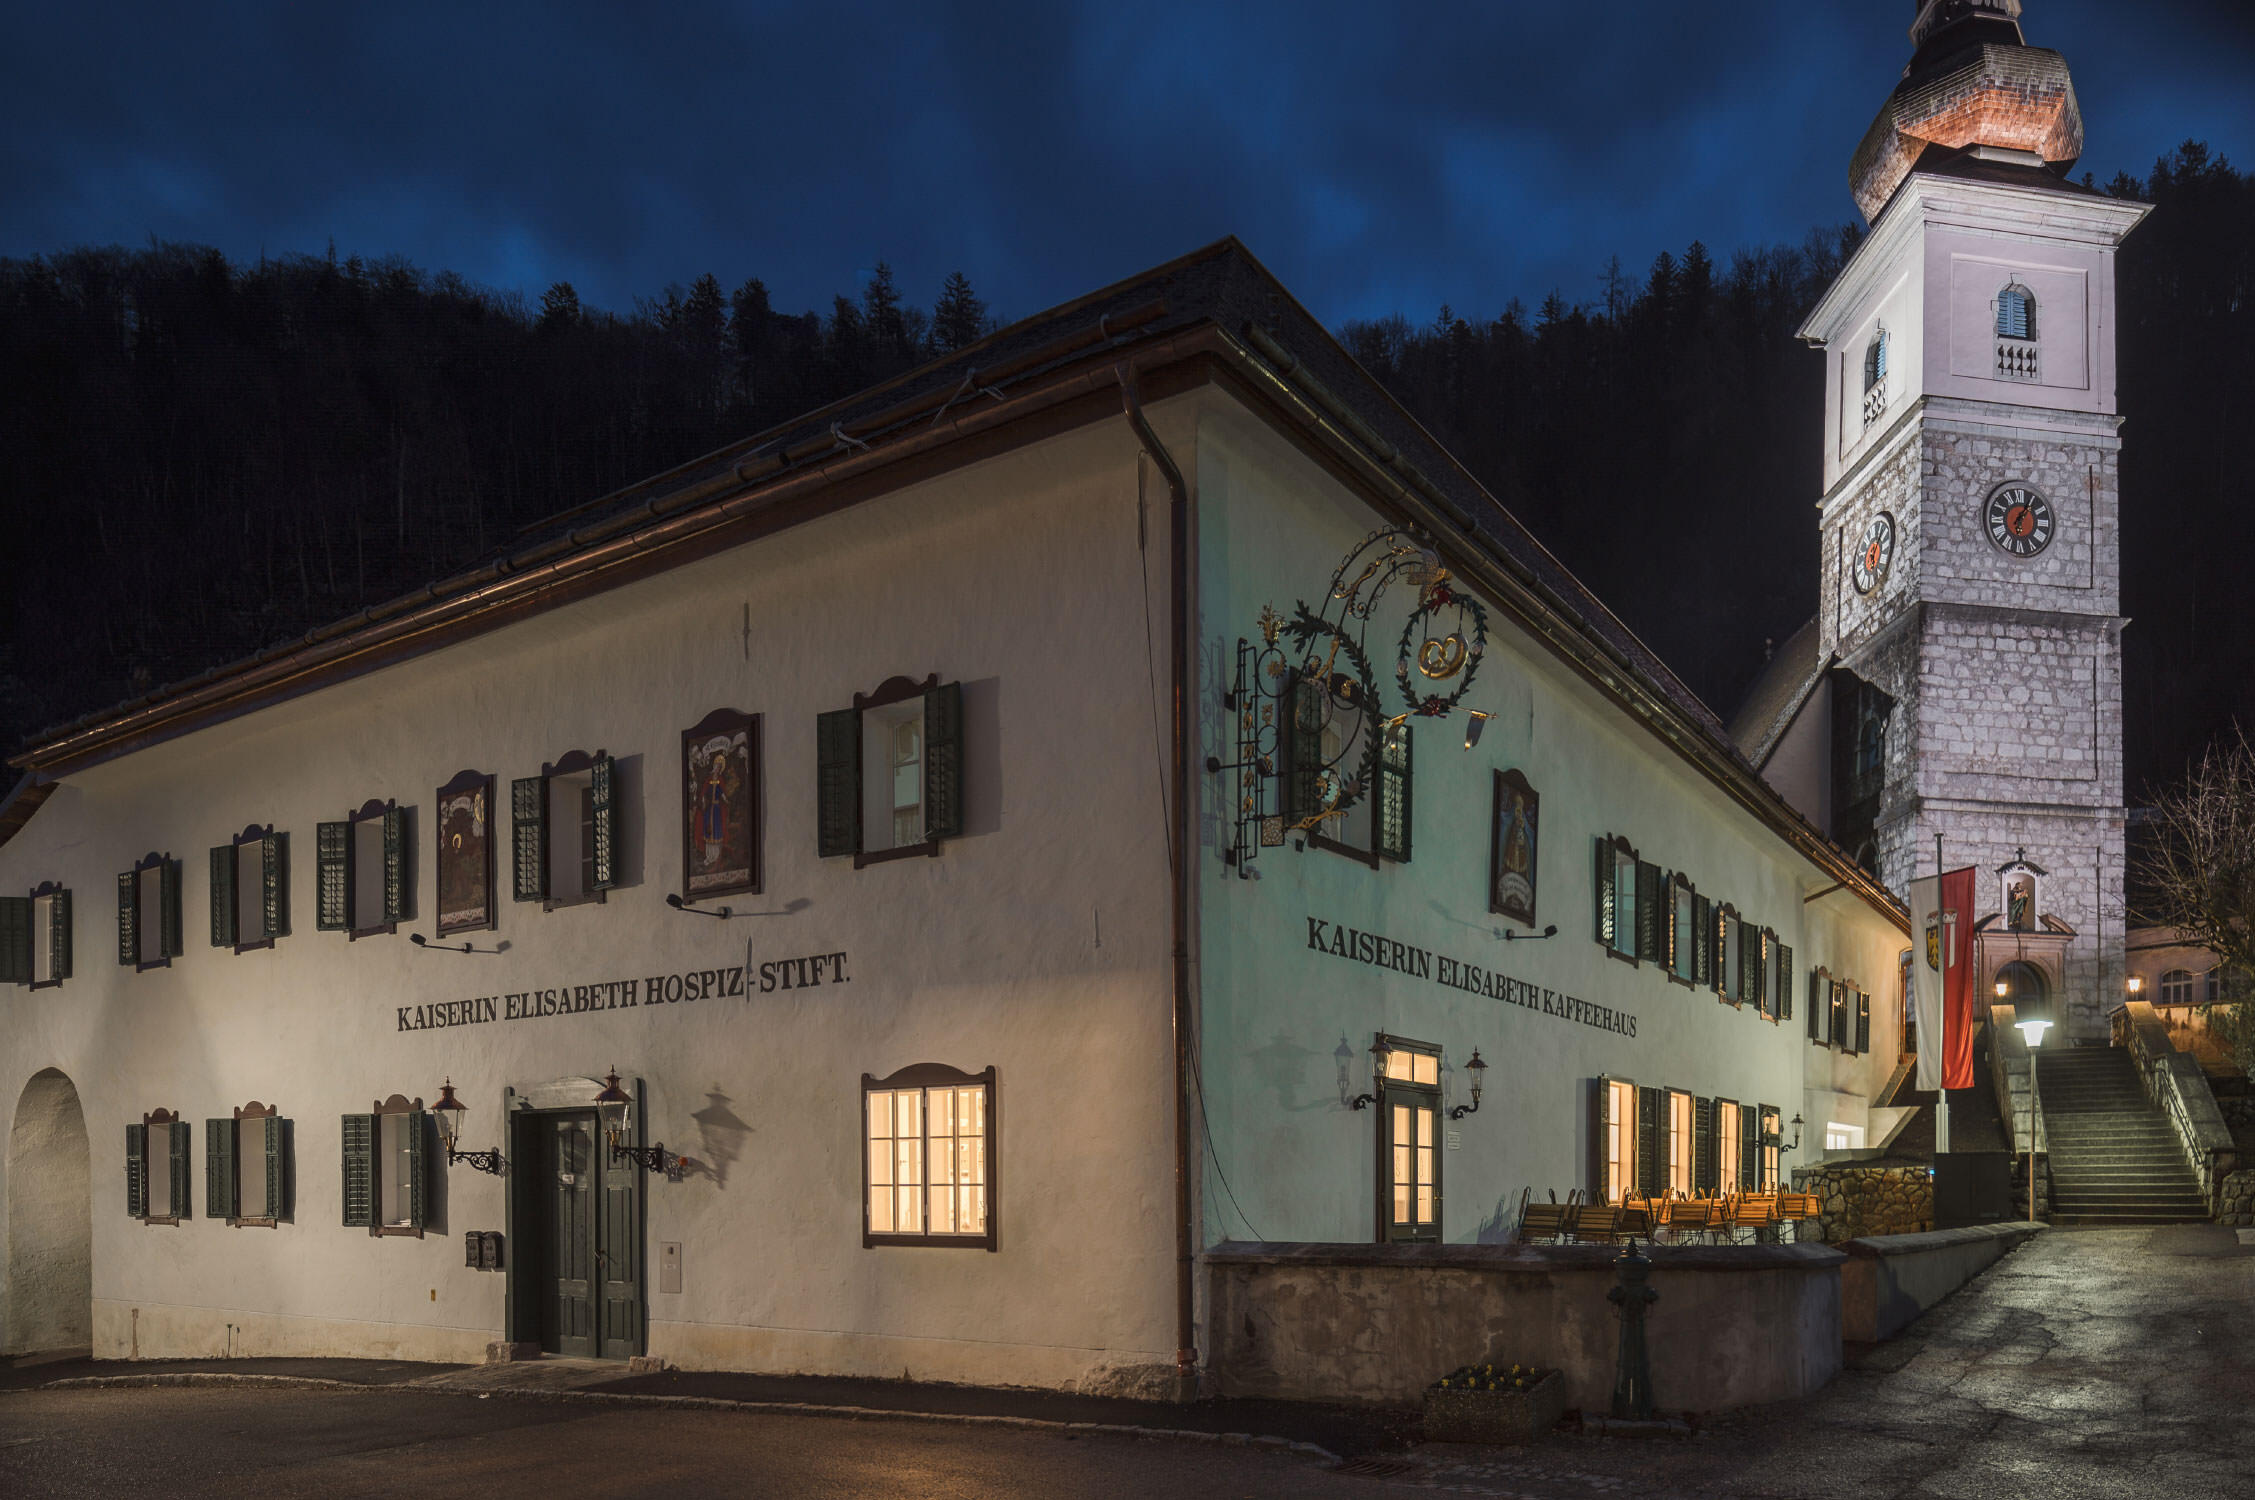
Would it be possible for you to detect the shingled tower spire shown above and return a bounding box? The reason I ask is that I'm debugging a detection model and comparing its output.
[1787,3,2147,1040]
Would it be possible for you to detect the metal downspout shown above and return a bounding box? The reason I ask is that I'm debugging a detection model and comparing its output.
[1117,362,1198,1402]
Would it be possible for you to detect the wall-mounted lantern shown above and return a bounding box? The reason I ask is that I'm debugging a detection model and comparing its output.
[430,1080,507,1174]
[1348,1040,1388,1111]
[594,1067,674,1174]
[1448,1049,1487,1120]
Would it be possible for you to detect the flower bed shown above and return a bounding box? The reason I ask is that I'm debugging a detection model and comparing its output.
[1424,1363,1566,1445]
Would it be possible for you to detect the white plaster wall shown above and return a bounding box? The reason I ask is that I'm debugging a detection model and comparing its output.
[4,1069,92,1353]
[0,406,1191,1390]
[1189,398,1908,1248]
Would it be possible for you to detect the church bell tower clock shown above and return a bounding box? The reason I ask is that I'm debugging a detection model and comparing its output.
[1794,0,2148,1039]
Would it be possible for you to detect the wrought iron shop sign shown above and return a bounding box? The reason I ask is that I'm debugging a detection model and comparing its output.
[1305,917,1636,1038]
[393,952,850,1033]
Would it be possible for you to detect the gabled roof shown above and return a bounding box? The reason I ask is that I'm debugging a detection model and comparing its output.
[2,238,1906,926]
[1727,618,1829,772]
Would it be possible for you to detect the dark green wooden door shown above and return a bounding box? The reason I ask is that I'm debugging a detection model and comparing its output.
[599,1117,640,1361]
[540,1114,599,1357]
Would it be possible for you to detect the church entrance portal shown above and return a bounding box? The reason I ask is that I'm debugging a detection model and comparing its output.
[6,1069,92,1356]
[1994,961,2049,1009]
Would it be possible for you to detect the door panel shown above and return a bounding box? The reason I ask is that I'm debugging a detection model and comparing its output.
[599,1117,640,1360]
[542,1115,598,1357]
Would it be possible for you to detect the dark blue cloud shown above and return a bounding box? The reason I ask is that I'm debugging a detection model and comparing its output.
[2,1,2247,326]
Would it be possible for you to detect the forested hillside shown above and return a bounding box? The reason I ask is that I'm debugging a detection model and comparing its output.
[1,144,2247,798]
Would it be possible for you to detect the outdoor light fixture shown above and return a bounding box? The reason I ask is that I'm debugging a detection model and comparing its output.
[2127,975,2143,997]
[1463,710,1492,750]
[594,1067,674,1174]
[1785,1113,1805,1152]
[1503,924,1558,942]
[429,1080,506,1174]
[665,891,804,919]
[2012,985,2056,1220]
[1996,978,2009,999]
[1349,1041,1388,1111]
[1448,1049,1488,1120]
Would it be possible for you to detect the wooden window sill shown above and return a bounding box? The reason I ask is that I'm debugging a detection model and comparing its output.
[863,1232,996,1251]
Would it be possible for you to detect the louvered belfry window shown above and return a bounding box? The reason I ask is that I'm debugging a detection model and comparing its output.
[818,675,966,869]
[1997,284,2035,341]
[316,801,409,936]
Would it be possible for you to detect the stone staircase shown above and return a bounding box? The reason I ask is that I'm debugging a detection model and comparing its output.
[2039,1047,2209,1225]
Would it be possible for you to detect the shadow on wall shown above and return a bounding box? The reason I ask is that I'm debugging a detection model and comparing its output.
[7,1068,92,1355]
[688,1088,753,1188]
[1244,1032,1335,1114]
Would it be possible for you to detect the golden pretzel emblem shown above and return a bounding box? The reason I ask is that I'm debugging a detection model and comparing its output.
[1418,633,1468,680]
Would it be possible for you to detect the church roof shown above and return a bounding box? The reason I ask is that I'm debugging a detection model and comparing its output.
[1727,617,1829,771]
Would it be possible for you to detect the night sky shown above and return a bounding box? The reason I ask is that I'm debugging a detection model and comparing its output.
[5,2,2251,327]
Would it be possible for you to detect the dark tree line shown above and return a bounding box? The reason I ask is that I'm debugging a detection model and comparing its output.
[1,143,2247,800]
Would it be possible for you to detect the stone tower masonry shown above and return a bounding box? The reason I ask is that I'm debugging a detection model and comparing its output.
[1794,1,2149,1039]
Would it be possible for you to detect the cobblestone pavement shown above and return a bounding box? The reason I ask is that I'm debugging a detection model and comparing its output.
[1375,1226,2255,1499]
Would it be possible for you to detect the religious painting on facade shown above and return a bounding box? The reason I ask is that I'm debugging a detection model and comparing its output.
[435,769,495,934]
[1489,768,1539,927]
[682,708,759,898]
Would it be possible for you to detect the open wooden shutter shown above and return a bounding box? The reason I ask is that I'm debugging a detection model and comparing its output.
[511,778,548,901]
[589,756,618,890]
[408,1112,433,1230]
[1591,1078,1614,1200]
[49,889,70,981]
[1779,944,1794,1020]
[116,871,137,966]
[1635,862,1663,963]
[1693,895,1712,986]
[263,831,289,939]
[1375,724,1412,862]
[169,1120,191,1218]
[158,860,182,959]
[1694,1097,1717,1194]
[1808,973,1825,1040]
[924,680,965,841]
[1594,839,1615,947]
[0,897,28,985]
[1738,1104,1760,1192]
[316,821,351,929]
[125,1123,146,1218]
[209,845,236,947]
[206,1118,235,1222]
[1831,982,1848,1047]
[375,807,406,921]
[1644,1086,1670,1195]
[1856,990,1872,1055]
[816,710,860,858]
[341,1114,376,1227]
[266,1116,293,1220]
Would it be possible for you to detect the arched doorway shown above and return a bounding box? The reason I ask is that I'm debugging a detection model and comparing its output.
[1994,961,2049,1009]
[7,1069,92,1355]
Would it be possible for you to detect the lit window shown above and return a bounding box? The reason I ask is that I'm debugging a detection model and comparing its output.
[1376,1040,1441,1241]
[128,1110,190,1224]
[1604,1078,1638,1204]
[819,676,966,866]
[1760,1107,1782,1192]
[1715,1100,1742,1195]
[342,1095,433,1236]
[1668,1091,1693,1196]
[864,1065,995,1249]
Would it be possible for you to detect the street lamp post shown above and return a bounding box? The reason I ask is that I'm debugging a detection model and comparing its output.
[2008,979,2055,1221]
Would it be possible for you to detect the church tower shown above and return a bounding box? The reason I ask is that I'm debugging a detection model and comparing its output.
[1793,0,2148,1039]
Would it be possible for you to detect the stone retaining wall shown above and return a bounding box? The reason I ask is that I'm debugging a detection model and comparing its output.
[1794,1164,1934,1242]
[2217,1169,2255,1226]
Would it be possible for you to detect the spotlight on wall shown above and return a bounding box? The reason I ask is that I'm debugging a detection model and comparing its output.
[667,892,805,919]
[1503,924,1558,942]
[409,933,506,955]
[1462,710,1492,751]
[1448,1049,1488,1120]
[430,1080,507,1174]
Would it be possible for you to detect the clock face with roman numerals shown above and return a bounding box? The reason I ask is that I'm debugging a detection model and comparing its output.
[1851,512,1895,594]
[1984,484,2055,558]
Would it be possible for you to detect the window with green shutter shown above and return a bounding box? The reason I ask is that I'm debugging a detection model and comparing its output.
[1634,861,1664,964]
[1854,990,1872,1055]
[1595,836,1638,962]
[1778,944,1794,1021]
[352,1094,435,1236]
[215,1103,289,1226]
[205,1116,236,1222]
[509,779,547,903]
[1667,875,1698,984]
[213,824,289,952]
[1373,723,1412,864]
[1635,1085,1664,1197]
[1715,905,1741,1003]
[0,896,29,986]
[30,883,70,989]
[135,1109,187,1224]
[119,854,181,971]
[318,799,412,937]
[1693,1096,1718,1195]
[824,675,967,869]
[1808,968,1828,1042]
[516,755,618,907]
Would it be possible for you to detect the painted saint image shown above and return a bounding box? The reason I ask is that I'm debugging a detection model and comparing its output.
[436,784,489,933]
[1490,769,1539,927]
[685,728,752,894]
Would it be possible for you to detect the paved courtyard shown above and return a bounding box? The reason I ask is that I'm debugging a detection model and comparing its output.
[1,1227,2247,1498]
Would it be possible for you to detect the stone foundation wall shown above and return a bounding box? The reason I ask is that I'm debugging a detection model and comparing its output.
[1795,1164,1935,1242]
[2216,1170,2255,1227]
